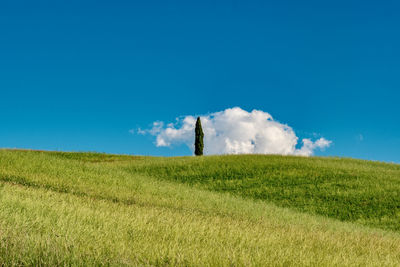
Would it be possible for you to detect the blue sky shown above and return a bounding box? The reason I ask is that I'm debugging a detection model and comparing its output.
[1,0,399,162]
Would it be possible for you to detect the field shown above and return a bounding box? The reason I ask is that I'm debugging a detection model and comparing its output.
[1,149,400,266]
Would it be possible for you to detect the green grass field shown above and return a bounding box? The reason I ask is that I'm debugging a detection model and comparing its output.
[1,149,400,266]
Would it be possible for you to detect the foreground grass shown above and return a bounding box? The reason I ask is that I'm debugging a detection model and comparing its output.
[0,150,400,265]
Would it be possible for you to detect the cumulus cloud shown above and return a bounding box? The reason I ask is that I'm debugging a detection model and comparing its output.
[140,107,331,156]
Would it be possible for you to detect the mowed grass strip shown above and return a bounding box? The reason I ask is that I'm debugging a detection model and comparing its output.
[125,155,400,231]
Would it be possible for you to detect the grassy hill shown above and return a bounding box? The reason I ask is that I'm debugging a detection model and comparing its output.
[1,150,400,266]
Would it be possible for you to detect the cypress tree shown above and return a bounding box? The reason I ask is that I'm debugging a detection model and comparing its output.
[194,117,204,156]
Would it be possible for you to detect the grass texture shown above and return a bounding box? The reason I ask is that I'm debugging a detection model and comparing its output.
[0,149,400,266]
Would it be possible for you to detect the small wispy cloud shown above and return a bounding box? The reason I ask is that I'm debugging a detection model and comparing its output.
[138,107,332,156]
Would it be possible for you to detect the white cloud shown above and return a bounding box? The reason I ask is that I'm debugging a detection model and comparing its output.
[141,107,332,156]
[294,138,331,156]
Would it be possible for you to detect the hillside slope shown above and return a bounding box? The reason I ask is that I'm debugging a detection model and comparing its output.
[0,150,400,266]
